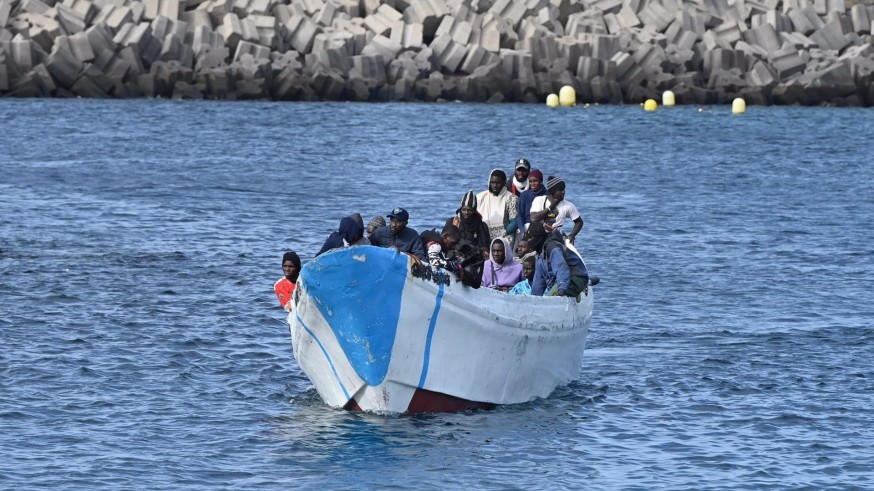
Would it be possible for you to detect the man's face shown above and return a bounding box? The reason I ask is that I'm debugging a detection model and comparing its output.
[515,167,529,182]
[550,188,566,203]
[389,218,406,236]
[489,175,506,195]
[491,241,505,265]
[282,260,300,282]
[516,240,530,256]
[529,175,542,192]
[460,206,475,220]
[523,261,535,280]
[442,234,459,251]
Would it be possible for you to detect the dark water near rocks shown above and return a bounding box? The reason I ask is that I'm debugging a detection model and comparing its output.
[1,99,873,489]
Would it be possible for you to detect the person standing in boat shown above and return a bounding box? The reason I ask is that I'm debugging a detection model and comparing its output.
[527,221,589,298]
[275,251,301,311]
[316,215,368,256]
[509,158,531,196]
[529,176,583,246]
[476,169,518,248]
[370,207,427,261]
[446,191,491,260]
[481,237,523,292]
[509,255,537,295]
[516,168,547,235]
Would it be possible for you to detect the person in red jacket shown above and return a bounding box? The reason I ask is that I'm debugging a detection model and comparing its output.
[274,251,301,311]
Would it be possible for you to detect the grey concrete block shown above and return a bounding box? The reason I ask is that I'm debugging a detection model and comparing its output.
[788,6,824,35]
[404,0,449,39]
[459,44,497,74]
[637,2,672,32]
[284,15,319,54]
[850,5,870,35]
[390,21,423,49]
[744,22,781,52]
[106,7,134,32]
[216,12,244,48]
[232,39,268,62]
[0,1,11,29]
[45,36,81,87]
[69,31,95,62]
[770,46,807,79]
[21,0,51,15]
[810,19,850,51]
[714,19,746,45]
[780,31,817,49]
[747,59,776,85]
[490,0,528,29]
[361,33,402,61]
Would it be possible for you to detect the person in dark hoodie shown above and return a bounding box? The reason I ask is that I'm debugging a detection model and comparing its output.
[316,215,368,256]
[445,190,491,260]
[369,207,427,261]
[527,220,588,298]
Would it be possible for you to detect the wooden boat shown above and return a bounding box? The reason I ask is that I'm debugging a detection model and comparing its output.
[286,245,594,413]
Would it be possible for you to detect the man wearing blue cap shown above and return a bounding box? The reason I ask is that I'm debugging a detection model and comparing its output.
[369,207,427,261]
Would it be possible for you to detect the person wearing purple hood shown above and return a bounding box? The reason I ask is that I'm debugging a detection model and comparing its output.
[316,215,368,256]
[481,237,523,291]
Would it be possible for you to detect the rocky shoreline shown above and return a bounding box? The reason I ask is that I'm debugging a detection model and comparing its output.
[1,0,873,105]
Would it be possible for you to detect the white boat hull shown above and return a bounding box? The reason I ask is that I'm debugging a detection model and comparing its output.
[288,246,593,413]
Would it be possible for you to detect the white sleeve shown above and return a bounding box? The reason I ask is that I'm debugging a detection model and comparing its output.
[564,201,581,221]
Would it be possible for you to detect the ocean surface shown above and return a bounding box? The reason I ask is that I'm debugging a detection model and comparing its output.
[1,99,873,489]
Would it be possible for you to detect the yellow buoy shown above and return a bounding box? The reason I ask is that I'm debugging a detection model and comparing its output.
[559,85,576,106]
[546,94,559,108]
[662,90,676,107]
[732,97,746,114]
[644,99,657,111]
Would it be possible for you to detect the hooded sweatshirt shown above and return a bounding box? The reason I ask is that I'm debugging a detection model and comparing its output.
[481,237,524,290]
[476,168,518,244]
[317,216,367,256]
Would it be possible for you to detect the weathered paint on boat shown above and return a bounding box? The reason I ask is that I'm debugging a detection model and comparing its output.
[287,245,593,413]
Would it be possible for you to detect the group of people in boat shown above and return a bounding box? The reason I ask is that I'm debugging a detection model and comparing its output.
[274,158,589,311]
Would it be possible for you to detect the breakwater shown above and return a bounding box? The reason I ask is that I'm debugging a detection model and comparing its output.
[1,0,873,104]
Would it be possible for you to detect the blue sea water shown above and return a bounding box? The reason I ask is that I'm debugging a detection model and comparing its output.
[1,99,873,489]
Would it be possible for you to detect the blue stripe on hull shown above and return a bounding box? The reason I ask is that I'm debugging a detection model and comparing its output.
[418,282,444,387]
[295,312,350,400]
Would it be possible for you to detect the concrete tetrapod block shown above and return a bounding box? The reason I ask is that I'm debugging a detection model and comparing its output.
[743,22,781,52]
[810,19,851,51]
[637,1,673,32]
[747,59,777,85]
[389,21,423,49]
[850,4,870,34]
[216,12,243,49]
[45,36,82,87]
[404,0,449,39]
[0,0,12,28]
[232,39,268,62]
[361,34,402,61]
[770,46,807,79]
[459,43,496,74]
[284,15,319,54]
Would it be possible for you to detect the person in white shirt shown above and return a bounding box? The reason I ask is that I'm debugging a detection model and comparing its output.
[476,168,518,247]
[529,176,583,245]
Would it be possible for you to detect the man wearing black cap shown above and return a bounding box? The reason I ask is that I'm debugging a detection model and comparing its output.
[369,207,427,261]
[509,158,531,196]
[530,175,583,246]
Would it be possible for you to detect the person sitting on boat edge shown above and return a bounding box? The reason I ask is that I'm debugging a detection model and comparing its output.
[481,237,523,292]
[516,168,547,235]
[529,175,583,246]
[527,221,589,298]
[476,168,518,248]
[509,255,537,295]
[447,190,491,260]
[316,215,368,256]
[365,215,385,242]
[420,224,463,272]
[370,207,427,261]
[509,158,531,196]
[275,251,301,311]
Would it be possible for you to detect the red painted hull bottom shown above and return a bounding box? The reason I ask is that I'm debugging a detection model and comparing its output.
[343,388,496,413]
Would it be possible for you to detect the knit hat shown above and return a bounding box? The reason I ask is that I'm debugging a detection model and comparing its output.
[458,190,476,212]
[546,175,565,194]
[529,169,543,181]
[366,215,385,234]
